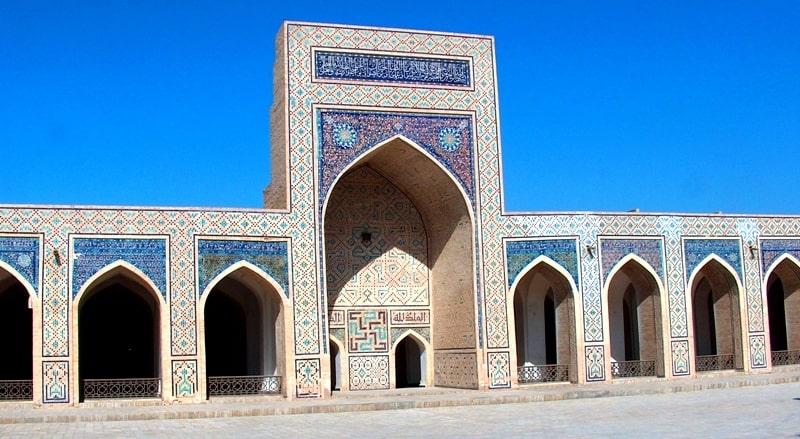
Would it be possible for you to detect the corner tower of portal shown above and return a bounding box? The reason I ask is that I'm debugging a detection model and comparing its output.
[263,21,506,392]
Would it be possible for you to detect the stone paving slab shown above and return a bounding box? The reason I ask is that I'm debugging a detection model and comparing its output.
[1,370,799,425]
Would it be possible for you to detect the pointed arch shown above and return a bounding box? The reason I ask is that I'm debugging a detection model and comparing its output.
[73,260,164,401]
[321,134,475,224]
[199,260,288,398]
[198,260,288,309]
[603,254,665,295]
[689,255,746,372]
[0,260,38,303]
[603,255,667,378]
[763,254,800,364]
[687,254,744,296]
[391,330,432,388]
[509,255,579,297]
[74,260,165,307]
[0,263,36,400]
[322,133,479,390]
[508,255,578,384]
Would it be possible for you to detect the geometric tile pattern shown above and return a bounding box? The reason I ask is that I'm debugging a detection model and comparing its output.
[433,352,478,389]
[749,334,767,369]
[172,359,197,397]
[585,345,605,382]
[325,167,429,307]
[671,340,690,376]
[42,360,69,403]
[505,238,579,288]
[296,358,322,397]
[0,234,40,296]
[196,238,289,298]
[317,109,475,207]
[71,237,168,300]
[599,237,665,285]
[348,309,388,353]
[487,351,511,388]
[313,50,472,88]
[348,355,390,390]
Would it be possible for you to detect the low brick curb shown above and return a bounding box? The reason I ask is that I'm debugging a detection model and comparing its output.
[2,371,798,424]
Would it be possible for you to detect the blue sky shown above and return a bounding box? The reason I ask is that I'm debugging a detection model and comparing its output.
[1,2,798,214]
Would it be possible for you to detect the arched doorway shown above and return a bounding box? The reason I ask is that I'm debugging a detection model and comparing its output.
[0,272,33,401]
[691,259,744,372]
[203,266,283,397]
[323,137,477,391]
[765,257,800,365]
[77,267,161,400]
[606,259,665,378]
[512,260,576,384]
[394,335,425,388]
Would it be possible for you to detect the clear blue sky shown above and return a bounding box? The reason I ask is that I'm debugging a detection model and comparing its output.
[2,2,798,214]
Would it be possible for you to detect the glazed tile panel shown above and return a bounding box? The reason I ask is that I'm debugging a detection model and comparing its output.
[313,49,472,88]
[196,238,289,298]
[0,235,41,296]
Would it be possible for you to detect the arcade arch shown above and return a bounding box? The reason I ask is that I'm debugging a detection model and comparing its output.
[605,258,665,378]
[690,258,744,372]
[765,256,800,365]
[511,258,577,384]
[0,266,34,401]
[76,264,163,401]
[324,136,477,391]
[200,264,285,397]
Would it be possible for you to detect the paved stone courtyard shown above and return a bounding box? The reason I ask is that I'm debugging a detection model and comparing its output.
[3,381,799,438]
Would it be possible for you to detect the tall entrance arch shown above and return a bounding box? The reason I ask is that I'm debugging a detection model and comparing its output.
[0,269,33,401]
[690,259,744,372]
[201,266,285,397]
[512,260,577,384]
[605,259,665,378]
[324,137,477,391]
[765,257,800,366]
[77,266,162,400]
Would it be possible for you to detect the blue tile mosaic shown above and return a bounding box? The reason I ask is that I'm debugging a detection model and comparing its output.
[72,238,167,300]
[197,239,289,298]
[314,50,471,87]
[760,239,800,275]
[683,238,742,283]
[505,239,579,289]
[318,109,475,210]
[0,235,39,295]
[599,238,665,284]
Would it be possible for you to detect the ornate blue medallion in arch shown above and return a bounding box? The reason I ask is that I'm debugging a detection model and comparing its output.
[504,238,580,290]
[196,239,289,299]
[682,238,743,284]
[316,108,476,211]
[598,237,665,285]
[71,237,168,300]
[0,234,41,296]
[759,238,800,275]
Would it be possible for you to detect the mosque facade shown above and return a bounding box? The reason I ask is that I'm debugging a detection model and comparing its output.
[1,22,799,405]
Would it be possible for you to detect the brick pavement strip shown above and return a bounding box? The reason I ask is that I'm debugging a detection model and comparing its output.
[1,371,799,438]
